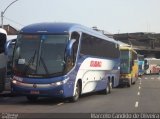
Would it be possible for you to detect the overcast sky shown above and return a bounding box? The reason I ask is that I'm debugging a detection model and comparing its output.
[0,0,160,33]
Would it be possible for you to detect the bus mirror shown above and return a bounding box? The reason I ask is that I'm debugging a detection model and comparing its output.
[5,39,16,56]
[66,39,76,56]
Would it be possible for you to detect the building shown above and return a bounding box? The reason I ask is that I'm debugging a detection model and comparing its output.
[0,25,18,35]
[113,32,160,58]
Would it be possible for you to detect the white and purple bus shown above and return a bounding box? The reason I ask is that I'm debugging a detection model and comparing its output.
[0,28,7,93]
[11,23,120,102]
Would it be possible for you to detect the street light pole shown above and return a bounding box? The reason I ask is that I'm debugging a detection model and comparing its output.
[1,11,3,28]
[1,0,19,28]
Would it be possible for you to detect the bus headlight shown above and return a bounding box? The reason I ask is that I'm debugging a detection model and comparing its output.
[12,80,17,84]
[51,77,69,86]
[13,76,23,82]
[55,81,63,86]
[12,76,23,84]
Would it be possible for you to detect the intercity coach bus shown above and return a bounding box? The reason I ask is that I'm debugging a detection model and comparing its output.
[0,28,7,93]
[138,54,144,76]
[11,22,120,102]
[120,46,138,87]
[144,58,160,74]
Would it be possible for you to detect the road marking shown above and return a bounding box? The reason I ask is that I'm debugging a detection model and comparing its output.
[135,101,139,108]
[151,77,154,80]
[57,102,64,106]
[139,82,141,85]
[139,86,141,90]
[145,77,148,80]
[137,92,140,96]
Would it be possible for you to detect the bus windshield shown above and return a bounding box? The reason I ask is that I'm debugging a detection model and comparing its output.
[13,34,68,78]
[120,50,130,73]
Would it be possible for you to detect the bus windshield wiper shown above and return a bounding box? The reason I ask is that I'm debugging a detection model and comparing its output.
[40,56,49,75]
[23,50,37,74]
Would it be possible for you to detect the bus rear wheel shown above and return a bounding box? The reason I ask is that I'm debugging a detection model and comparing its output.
[102,80,112,94]
[26,96,38,102]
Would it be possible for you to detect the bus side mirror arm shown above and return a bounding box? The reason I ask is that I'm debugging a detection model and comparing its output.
[66,39,76,57]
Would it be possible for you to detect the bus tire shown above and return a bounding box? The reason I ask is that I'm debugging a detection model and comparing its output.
[70,82,80,102]
[127,79,131,87]
[102,80,112,94]
[132,79,136,85]
[26,96,38,102]
[109,79,112,93]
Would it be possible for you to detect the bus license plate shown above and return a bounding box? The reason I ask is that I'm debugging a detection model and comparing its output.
[30,90,39,94]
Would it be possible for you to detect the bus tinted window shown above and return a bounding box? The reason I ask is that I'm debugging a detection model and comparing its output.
[80,33,119,58]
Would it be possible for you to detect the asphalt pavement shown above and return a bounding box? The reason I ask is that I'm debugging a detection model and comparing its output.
[0,75,160,118]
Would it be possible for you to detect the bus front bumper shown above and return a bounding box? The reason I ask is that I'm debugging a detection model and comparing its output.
[11,80,74,98]
[119,78,130,85]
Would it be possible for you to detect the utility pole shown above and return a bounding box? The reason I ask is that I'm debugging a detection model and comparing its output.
[1,11,3,28]
[1,0,19,28]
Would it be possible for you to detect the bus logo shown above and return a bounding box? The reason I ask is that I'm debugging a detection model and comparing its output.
[33,84,37,88]
[90,61,102,67]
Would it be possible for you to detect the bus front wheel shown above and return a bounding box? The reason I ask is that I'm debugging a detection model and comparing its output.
[70,82,80,102]
[127,79,132,87]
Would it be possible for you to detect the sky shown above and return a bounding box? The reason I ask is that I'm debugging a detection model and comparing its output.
[0,0,160,34]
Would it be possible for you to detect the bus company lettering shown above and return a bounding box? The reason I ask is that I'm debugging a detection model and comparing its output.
[90,61,102,67]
